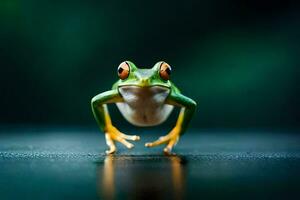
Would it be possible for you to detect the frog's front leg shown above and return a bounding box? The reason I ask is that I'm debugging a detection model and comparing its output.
[145,92,196,155]
[91,90,140,154]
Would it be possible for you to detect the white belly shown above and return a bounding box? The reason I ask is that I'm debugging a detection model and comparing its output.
[116,86,174,126]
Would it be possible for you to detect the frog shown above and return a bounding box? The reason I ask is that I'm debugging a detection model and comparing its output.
[91,61,196,155]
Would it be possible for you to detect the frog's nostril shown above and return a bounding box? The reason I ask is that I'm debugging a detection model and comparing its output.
[140,78,150,86]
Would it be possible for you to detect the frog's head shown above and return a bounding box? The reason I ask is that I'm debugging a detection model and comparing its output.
[116,61,172,88]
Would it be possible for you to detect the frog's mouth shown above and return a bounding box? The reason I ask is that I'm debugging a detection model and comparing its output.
[118,85,170,96]
[118,82,170,89]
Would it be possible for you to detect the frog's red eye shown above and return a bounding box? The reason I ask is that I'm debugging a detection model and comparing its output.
[159,62,172,80]
[117,62,130,80]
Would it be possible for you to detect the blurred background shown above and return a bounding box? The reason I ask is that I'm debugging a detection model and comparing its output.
[0,0,299,130]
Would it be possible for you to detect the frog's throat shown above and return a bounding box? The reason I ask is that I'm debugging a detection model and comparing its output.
[116,85,173,127]
[117,83,170,89]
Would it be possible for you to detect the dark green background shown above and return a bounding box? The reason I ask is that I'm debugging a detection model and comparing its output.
[1,0,299,129]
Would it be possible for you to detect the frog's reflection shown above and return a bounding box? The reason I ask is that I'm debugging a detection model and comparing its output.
[98,155,187,200]
[102,155,115,200]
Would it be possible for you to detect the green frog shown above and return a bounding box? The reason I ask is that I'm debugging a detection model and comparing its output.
[91,61,196,155]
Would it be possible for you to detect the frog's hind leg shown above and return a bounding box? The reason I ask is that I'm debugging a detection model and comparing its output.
[145,133,180,155]
[105,133,117,154]
[91,90,140,154]
[145,92,196,155]
[104,124,140,154]
[145,110,182,155]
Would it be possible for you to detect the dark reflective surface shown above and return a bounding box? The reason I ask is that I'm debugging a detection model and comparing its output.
[98,155,187,200]
[0,130,300,199]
